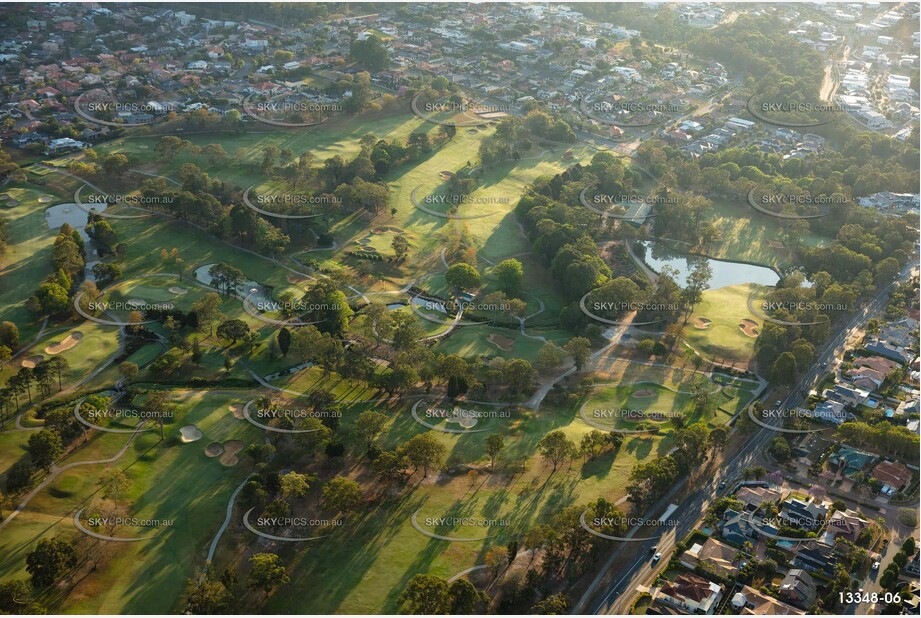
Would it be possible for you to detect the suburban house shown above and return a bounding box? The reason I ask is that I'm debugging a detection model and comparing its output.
[872,460,913,492]
[731,585,805,615]
[779,499,829,531]
[653,573,724,614]
[734,485,783,510]
[824,508,872,543]
[778,569,818,609]
[680,537,740,578]
[721,509,756,546]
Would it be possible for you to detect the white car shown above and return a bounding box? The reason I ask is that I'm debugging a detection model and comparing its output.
[872,561,880,570]
[652,553,662,563]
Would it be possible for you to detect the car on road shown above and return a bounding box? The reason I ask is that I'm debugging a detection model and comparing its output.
[652,552,661,563]
[719,480,727,489]
[775,400,782,406]
[872,561,880,570]
[649,545,657,554]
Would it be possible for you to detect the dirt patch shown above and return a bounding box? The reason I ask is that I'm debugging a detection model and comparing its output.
[438,171,455,180]
[45,331,83,355]
[286,273,309,284]
[220,440,244,466]
[467,128,479,134]
[229,403,245,419]
[738,318,760,337]
[21,354,44,368]
[768,240,785,249]
[168,286,188,295]
[179,425,203,443]
[205,442,224,457]
[487,333,514,352]
[631,389,656,399]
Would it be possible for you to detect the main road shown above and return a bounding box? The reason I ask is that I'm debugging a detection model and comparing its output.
[583,260,918,615]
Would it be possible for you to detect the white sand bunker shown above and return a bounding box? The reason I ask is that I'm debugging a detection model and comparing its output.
[219,440,244,466]
[168,287,188,295]
[45,331,83,355]
[38,195,53,203]
[205,442,224,457]
[180,425,203,443]
[445,410,478,429]
[229,403,245,420]
[21,354,44,368]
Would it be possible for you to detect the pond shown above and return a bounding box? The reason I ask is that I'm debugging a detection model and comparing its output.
[638,241,780,289]
[193,263,274,307]
[45,202,108,243]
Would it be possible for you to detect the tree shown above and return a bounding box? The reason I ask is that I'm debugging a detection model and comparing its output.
[184,570,233,614]
[485,545,510,577]
[98,467,131,509]
[769,436,792,462]
[322,476,362,515]
[391,234,409,260]
[0,321,20,349]
[564,337,592,371]
[445,262,481,291]
[216,319,250,345]
[279,471,311,510]
[398,574,451,614]
[192,292,224,336]
[536,342,567,372]
[27,430,62,472]
[118,361,139,384]
[493,259,523,295]
[26,537,76,588]
[537,430,577,473]
[277,327,291,357]
[485,434,505,471]
[0,578,45,614]
[678,261,712,325]
[903,536,916,557]
[448,578,487,614]
[401,433,446,478]
[531,593,569,614]
[769,351,798,385]
[247,553,288,600]
[355,410,387,451]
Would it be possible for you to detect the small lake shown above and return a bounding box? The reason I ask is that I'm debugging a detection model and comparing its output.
[45,202,108,243]
[193,263,274,307]
[638,241,780,289]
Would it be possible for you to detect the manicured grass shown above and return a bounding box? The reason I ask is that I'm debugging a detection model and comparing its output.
[264,398,672,614]
[0,182,66,343]
[700,198,830,268]
[0,390,261,614]
[682,283,769,365]
[433,324,571,362]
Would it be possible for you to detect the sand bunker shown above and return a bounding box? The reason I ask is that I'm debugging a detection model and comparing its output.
[0,194,8,201]
[38,195,53,203]
[632,389,656,399]
[45,331,83,355]
[229,403,245,419]
[487,333,514,352]
[179,425,203,443]
[738,319,760,337]
[219,440,244,467]
[168,286,188,295]
[438,171,455,180]
[467,128,479,134]
[4,199,19,207]
[205,442,224,457]
[693,317,712,330]
[21,354,44,368]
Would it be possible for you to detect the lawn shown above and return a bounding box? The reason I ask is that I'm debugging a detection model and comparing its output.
[0,390,261,614]
[682,283,770,366]
[699,198,830,268]
[0,182,68,343]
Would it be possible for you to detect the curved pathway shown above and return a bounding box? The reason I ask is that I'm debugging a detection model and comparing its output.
[206,473,254,563]
[0,422,146,531]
